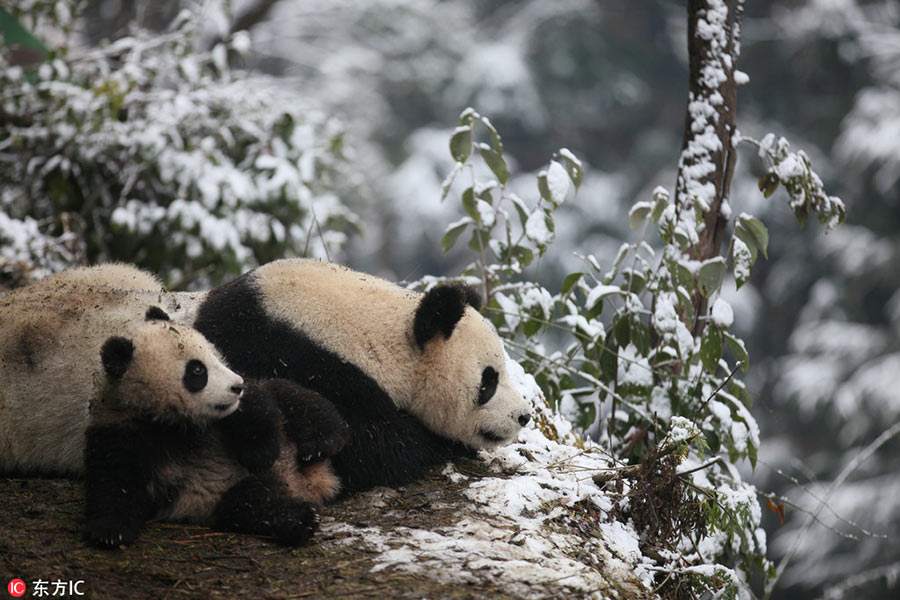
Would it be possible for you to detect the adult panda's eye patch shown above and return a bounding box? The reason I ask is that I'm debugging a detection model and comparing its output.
[477,366,499,406]
[183,359,208,393]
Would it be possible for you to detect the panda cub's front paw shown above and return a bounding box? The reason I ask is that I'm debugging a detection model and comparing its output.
[222,380,284,473]
[272,502,320,546]
[85,519,136,549]
[265,380,349,463]
[232,435,282,474]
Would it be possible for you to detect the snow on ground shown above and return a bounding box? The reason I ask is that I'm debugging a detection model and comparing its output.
[317,356,655,599]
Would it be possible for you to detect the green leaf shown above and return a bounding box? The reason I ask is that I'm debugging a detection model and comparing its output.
[480,146,509,184]
[614,315,631,348]
[458,107,478,126]
[450,126,472,163]
[700,326,722,374]
[481,116,503,154]
[512,245,534,267]
[697,257,726,298]
[632,321,651,356]
[758,172,779,198]
[600,335,618,383]
[603,243,630,285]
[561,272,583,296]
[440,163,461,201]
[558,149,584,190]
[723,332,749,372]
[733,224,759,263]
[622,270,646,295]
[441,219,471,254]
[704,429,721,453]
[468,229,491,252]
[537,171,551,203]
[510,195,530,228]
[651,187,670,222]
[628,202,652,231]
[461,187,477,220]
[523,319,541,338]
[737,214,769,260]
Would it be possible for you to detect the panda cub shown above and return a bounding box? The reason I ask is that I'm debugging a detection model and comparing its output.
[85,311,348,548]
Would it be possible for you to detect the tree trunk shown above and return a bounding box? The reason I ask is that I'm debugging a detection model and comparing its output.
[674,0,744,334]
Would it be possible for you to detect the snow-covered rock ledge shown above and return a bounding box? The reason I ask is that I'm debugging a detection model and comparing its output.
[316,359,656,600]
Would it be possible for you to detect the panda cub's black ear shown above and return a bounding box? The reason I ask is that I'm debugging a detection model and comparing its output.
[101,337,135,382]
[145,306,170,321]
[414,284,478,350]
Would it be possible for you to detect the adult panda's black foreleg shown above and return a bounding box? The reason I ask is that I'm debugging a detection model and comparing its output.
[212,473,319,546]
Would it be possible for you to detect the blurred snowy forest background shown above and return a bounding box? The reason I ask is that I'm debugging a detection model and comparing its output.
[2,1,899,598]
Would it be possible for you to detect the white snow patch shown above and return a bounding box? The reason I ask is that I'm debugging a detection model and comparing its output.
[525,211,553,245]
[710,297,734,329]
[545,159,571,204]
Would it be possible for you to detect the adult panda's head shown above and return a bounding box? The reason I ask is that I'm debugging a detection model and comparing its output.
[410,284,532,449]
[99,307,245,423]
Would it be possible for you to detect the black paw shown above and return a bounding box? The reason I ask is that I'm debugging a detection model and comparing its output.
[232,435,282,474]
[266,380,349,462]
[272,502,320,546]
[293,422,350,464]
[221,381,284,473]
[85,520,136,549]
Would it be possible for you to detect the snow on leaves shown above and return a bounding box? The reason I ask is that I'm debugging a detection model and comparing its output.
[0,5,355,285]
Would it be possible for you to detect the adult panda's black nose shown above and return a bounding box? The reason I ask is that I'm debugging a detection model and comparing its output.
[231,384,244,396]
[518,413,531,427]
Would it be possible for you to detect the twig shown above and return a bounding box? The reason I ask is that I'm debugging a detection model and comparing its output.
[677,457,722,477]
[763,420,900,600]
[690,361,743,428]
[759,459,887,540]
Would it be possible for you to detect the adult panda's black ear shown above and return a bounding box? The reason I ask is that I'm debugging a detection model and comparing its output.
[458,284,482,311]
[101,337,135,381]
[145,306,170,321]
[413,285,468,350]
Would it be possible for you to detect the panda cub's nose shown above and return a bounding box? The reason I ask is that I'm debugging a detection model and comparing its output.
[518,413,532,427]
[231,384,244,397]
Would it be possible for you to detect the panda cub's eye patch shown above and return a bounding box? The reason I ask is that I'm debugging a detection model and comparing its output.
[477,366,499,406]
[183,360,208,393]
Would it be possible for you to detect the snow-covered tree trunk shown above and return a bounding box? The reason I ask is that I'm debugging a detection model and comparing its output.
[675,0,744,334]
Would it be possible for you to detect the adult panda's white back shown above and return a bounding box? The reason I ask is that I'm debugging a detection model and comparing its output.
[254,260,420,406]
[0,265,199,475]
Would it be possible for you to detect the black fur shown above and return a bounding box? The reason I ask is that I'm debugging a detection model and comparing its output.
[219,381,284,474]
[144,306,170,321]
[84,379,340,548]
[458,283,483,312]
[413,285,467,349]
[213,473,319,546]
[193,273,474,493]
[100,337,134,381]
[258,378,349,464]
[84,419,197,548]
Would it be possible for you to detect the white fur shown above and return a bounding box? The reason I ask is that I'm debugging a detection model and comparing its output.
[0,266,229,475]
[254,259,531,449]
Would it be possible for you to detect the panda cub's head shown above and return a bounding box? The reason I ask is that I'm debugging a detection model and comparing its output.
[411,285,532,449]
[100,307,244,423]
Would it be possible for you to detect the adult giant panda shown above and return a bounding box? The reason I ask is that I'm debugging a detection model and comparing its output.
[192,259,533,492]
[86,315,347,548]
